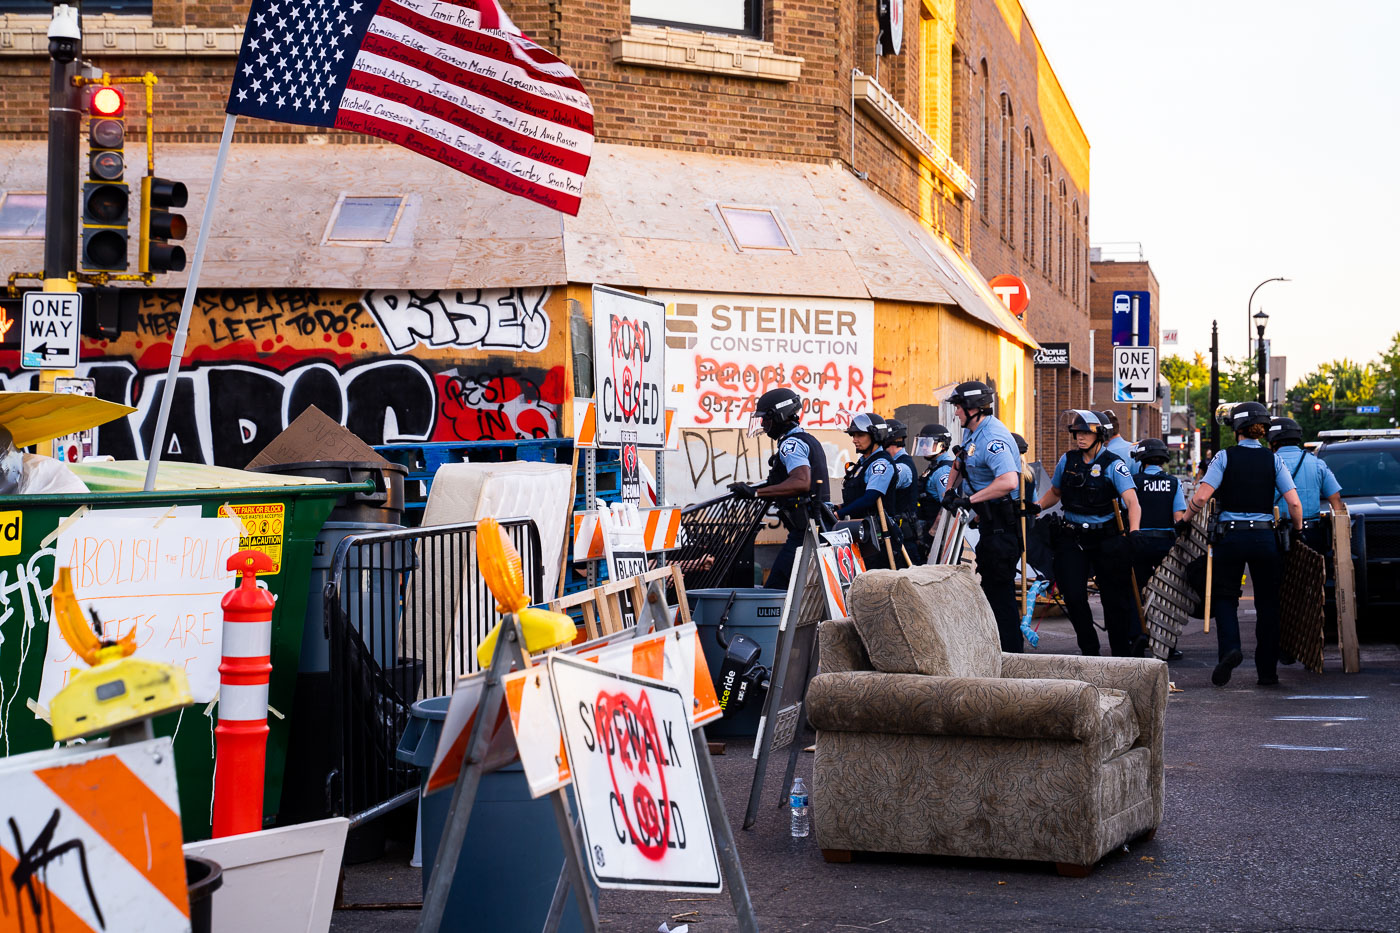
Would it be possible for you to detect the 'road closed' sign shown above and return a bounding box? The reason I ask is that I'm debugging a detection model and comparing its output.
[1113,346,1157,404]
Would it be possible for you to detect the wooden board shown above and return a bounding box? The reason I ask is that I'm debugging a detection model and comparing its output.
[1142,508,1211,659]
[1333,506,1361,673]
[1279,541,1326,674]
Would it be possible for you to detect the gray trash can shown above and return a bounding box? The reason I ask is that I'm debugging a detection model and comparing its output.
[688,587,787,737]
[397,697,593,933]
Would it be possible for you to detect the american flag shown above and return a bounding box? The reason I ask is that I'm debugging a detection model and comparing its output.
[225,0,594,214]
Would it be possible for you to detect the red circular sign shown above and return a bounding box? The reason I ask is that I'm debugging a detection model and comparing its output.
[988,274,1030,318]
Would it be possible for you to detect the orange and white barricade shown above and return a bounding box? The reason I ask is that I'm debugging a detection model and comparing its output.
[571,504,681,563]
[0,737,191,932]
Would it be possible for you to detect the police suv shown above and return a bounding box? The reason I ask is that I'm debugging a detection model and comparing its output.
[1316,428,1400,627]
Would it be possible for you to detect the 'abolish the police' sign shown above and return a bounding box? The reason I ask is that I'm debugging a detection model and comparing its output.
[592,286,666,448]
[549,654,722,892]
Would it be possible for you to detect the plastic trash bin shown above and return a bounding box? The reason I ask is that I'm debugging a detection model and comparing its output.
[248,461,407,524]
[397,696,593,933]
[688,587,788,737]
[185,855,223,933]
[0,462,365,840]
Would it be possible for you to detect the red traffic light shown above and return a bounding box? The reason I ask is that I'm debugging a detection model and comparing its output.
[1312,402,1322,412]
[91,86,124,117]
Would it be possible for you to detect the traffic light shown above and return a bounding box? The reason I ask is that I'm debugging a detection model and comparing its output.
[82,85,129,271]
[140,176,187,273]
[1313,402,1322,413]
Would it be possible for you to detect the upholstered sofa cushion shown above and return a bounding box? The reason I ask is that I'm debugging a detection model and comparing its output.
[847,565,1001,678]
[1097,688,1139,761]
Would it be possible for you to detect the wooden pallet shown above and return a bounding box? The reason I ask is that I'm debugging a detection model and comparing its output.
[1279,540,1326,674]
[1142,509,1210,659]
[547,565,691,641]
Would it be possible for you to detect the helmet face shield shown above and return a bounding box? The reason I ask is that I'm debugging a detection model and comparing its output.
[1058,408,1105,437]
[912,435,945,457]
[746,413,767,438]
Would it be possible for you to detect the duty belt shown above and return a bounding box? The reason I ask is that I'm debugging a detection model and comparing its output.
[1134,529,1175,538]
[1217,519,1274,531]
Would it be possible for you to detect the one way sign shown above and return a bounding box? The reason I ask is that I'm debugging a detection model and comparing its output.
[21,291,82,369]
[1113,345,1157,404]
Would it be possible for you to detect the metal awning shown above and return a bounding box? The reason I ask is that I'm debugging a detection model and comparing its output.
[0,141,1032,344]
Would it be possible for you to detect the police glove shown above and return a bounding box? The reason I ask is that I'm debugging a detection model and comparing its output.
[1128,530,1148,552]
[727,482,757,500]
[1022,502,1042,518]
[1174,519,1192,537]
[941,491,973,513]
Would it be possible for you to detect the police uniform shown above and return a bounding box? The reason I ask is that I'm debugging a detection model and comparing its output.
[956,414,1024,652]
[838,448,895,520]
[764,424,830,590]
[925,453,957,500]
[1201,439,1297,684]
[1131,463,1186,594]
[1106,435,1139,474]
[888,445,920,564]
[1050,449,1140,656]
[1273,445,1341,554]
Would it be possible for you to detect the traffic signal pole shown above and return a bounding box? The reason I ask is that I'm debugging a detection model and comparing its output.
[41,4,83,391]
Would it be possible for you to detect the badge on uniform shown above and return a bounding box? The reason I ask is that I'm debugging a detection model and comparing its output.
[870,461,888,474]
[1090,463,1102,477]
[987,440,1007,455]
[964,443,977,457]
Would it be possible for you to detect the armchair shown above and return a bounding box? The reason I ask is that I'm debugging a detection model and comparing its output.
[807,565,1167,875]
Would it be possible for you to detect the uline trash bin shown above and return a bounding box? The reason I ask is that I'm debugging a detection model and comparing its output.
[397,697,593,933]
[688,587,787,738]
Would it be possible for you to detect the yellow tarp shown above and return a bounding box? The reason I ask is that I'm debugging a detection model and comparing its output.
[0,391,136,449]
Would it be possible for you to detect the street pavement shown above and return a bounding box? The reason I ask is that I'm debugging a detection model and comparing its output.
[330,592,1400,932]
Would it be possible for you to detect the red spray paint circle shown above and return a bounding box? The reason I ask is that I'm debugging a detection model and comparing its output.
[594,688,670,861]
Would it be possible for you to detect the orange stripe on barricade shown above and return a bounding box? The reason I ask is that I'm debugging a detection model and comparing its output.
[35,756,189,918]
[631,637,664,680]
[644,509,661,541]
[0,845,100,933]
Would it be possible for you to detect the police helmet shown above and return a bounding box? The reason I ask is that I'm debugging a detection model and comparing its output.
[1098,409,1121,437]
[1267,417,1304,448]
[845,412,889,446]
[949,381,996,415]
[913,423,952,457]
[748,387,803,439]
[884,419,909,445]
[1131,437,1170,464]
[1226,401,1271,432]
[1059,408,1107,440]
[1011,433,1029,455]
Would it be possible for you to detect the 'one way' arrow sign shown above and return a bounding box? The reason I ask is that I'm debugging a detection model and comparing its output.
[1113,345,1157,404]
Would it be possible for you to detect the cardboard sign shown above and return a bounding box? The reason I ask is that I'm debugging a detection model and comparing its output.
[592,286,666,449]
[243,404,388,469]
[548,654,722,892]
[39,511,241,706]
[0,737,190,932]
[504,623,722,798]
[815,541,867,617]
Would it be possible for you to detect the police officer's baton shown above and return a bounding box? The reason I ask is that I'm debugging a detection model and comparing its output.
[875,499,905,569]
[1112,500,1148,636]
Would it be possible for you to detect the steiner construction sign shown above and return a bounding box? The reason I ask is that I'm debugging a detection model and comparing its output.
[593,286,666,448]
[549,654,722,892]
[655,290,874,430]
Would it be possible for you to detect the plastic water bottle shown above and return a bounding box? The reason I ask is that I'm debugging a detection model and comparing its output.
[789,776,810,837]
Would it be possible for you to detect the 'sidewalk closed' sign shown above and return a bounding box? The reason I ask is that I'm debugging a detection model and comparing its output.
[549,654,722,892]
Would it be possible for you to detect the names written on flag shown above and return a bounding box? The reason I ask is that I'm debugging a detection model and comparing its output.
[225,0,594,214]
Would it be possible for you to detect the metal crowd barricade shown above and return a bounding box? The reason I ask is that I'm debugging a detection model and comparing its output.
[323,517,544,822]
[671,493,772,591]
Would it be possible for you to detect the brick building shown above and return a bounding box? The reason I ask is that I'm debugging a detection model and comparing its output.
[1089,256,1165,444]
[0,0,1091,487]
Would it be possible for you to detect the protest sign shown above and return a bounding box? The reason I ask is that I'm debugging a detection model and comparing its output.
[548,654,722,892]
[39,512,241,705]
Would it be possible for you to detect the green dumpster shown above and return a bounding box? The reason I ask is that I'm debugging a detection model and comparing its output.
[0,461,368,841]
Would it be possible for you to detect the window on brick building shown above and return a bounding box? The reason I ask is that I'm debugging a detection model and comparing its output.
[1058,180,1067,291]
[1000,95,1013,245]
[10,0,149,11]
[1071,200,1082,301]
[631,0,762,37]
[0,193,46,239]
[978,63,989,219]
[950,46,965,164]
[717,205,795,252]
[1042,156,1052,277]
[1022,129,1034,264]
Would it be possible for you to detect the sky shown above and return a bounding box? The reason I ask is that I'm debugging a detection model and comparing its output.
[1018,0,1400,384]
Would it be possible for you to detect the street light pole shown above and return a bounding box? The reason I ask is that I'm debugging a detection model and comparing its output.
[1247,276,1288,370]
[1210,320,1220,453]
[1254,309,1269,406]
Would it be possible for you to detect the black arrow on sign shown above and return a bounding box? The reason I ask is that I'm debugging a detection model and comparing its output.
[29,342,63,358]
[1121,383,1148,395]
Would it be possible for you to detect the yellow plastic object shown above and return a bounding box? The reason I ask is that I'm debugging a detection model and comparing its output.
[0,391,136,449]
[48,565,193,741]
[473,518,576,667]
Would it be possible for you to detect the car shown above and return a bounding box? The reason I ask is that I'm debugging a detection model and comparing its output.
[1315,428,1400,627]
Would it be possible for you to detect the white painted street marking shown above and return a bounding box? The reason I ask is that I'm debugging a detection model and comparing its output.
[1271,716,1366,722]
[1260,744,1349,751]
[1285,695,1368,700]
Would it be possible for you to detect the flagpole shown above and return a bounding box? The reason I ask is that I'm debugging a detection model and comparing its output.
[143,113,238,492]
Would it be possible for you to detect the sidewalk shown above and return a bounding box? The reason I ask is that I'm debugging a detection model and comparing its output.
[331,596,1400,932]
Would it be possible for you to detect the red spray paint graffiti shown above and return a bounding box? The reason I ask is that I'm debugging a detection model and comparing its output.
[594,688,671,861]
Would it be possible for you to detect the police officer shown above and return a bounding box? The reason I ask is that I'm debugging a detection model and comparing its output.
[883,419,920,564]
[1268,416,1343,554]
[1187,402,1304,687]
[1130,437,1186,590]
[727,387,830,590]
[914,423,956,559]
[1100,409,1138,472]
[939,381,1026,652]
[836,411,894,508]
[1033,410,1143,656]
